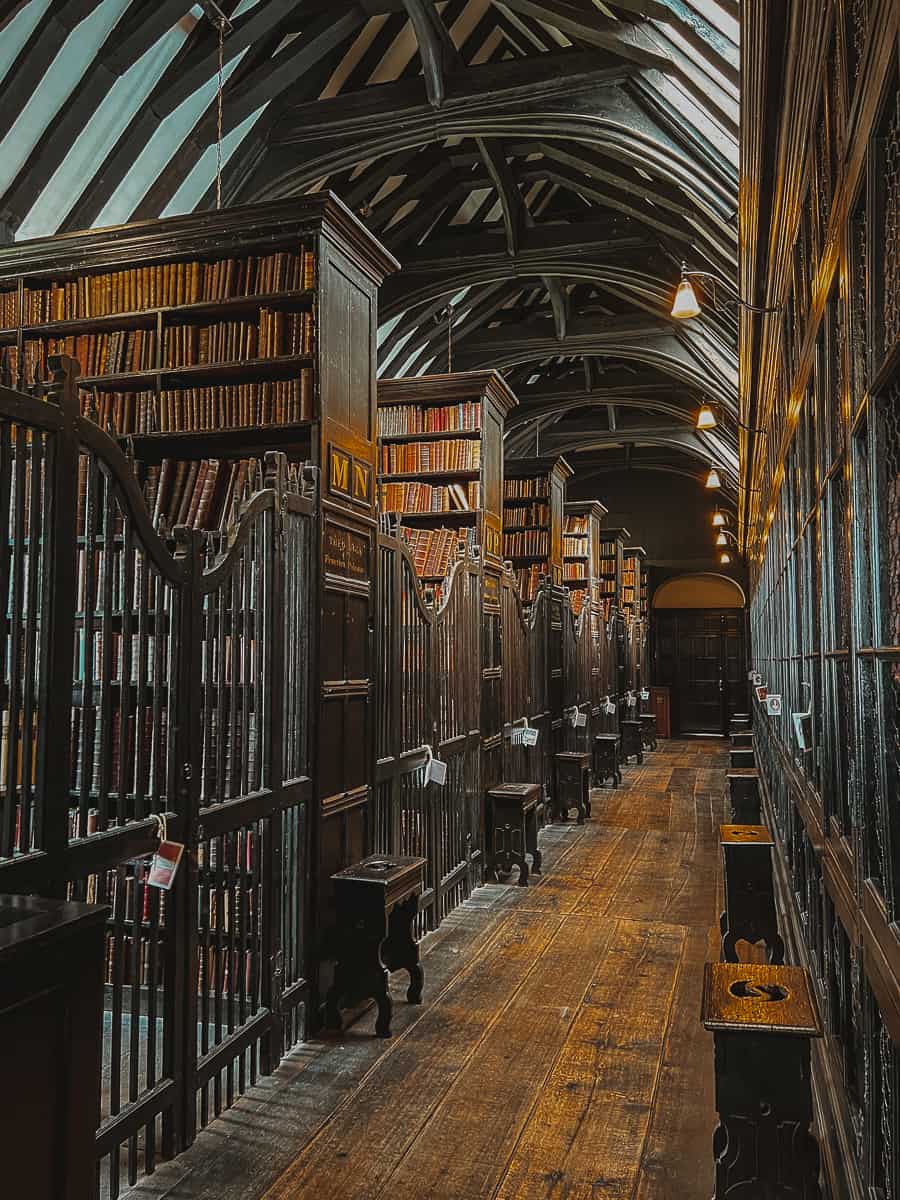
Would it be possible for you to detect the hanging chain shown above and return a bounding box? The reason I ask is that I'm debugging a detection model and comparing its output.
[446,303,454,373]
[215,13,225,210]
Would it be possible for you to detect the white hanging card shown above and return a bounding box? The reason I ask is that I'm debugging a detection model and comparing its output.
[523,726,539,747]
[148,840,185,890]
[755,684,768,702]
[428,757,448,786]
[765,694,782,716]
[574,710,587,728]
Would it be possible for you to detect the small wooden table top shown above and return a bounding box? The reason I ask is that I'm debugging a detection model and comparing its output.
[701,962,822,1036]
[720,824,773,847]
[332,855,426,910]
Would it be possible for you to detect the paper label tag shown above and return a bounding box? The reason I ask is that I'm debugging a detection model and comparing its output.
[793,711,812,751]
[639,689,650,701]
[755,684,768,702]
[148,840,185,890]
[752,672,763,686]
[574,710,587,728]
[604,701,616,716]
[427,757,447,786]
[765,694,782,716]
[522,726,539,747]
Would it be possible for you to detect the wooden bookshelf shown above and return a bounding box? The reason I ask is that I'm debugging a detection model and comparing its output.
[502,456,572,603]
[378,371,517,589]
[598,526,630,611]
[563,499,608,617]
[0,194,398,534]
[0,197,400,1046]
[622,546,647,619]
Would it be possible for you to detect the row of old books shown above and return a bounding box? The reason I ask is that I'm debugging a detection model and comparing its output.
[380,480,481,513]
[564,514,589,535]
[19,249,316,324]
[12,330,157,385]
[564,561,587,581]
[198,946,255,996]
[161,310,313,367]
[502,501,548,529]
[0,289,16,329]
[622,569,637,587]
[5,311,314,389]
[142,456,265,532]
[157,375,313,431]
[514,564,543,603]
[379,438,481,475]
[198,826,257,874]
[69,708,160,801]
[378,401,482,436]
[563,535,589,558]
[503,530,549,558]
[504,478,548,499]
[569,588,587,616]
[401,526,459,579]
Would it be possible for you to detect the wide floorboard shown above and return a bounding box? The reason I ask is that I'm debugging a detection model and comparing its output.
[126,737,727,1200]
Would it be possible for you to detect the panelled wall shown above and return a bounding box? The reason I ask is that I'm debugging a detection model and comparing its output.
[742,3,899,1196]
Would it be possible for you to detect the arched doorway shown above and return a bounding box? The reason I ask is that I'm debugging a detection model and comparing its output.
[653,574,747,736]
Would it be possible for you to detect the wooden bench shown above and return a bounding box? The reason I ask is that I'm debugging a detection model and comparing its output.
[486,782,542,884]
[326,855,426,1038]
[592,733,621,788]
[553,751,591,824]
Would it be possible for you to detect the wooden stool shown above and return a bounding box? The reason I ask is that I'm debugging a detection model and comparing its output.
[702,962,823,1199]
[726,769,761,824]
[592,733,621,788]
[326,855,425,1038]
[638,712,658,751]
[486,782,542,884]
[730,730,753,748]
[729,747,755,769]
[553,751,591,824]
[729,717,751,737]
[620,719,643,765]
[719,824,784,964]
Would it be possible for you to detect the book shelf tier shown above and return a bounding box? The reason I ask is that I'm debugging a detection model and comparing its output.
[378,372,517,581]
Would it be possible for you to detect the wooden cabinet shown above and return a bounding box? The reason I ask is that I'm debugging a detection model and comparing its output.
[0,896,107,1200]
[650,685,671,739]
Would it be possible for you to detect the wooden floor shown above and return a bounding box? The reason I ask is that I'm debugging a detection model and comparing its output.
[127,737,727,1200]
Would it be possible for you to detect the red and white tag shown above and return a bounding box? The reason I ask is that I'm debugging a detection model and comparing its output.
[148,840,185,890]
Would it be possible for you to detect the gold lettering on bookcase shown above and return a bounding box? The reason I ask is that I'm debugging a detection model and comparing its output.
[352,460,371,504]
[329,445,351,497]
[328,443,372,506]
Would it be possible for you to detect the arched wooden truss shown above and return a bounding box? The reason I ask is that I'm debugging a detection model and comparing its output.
[0,0,739,498]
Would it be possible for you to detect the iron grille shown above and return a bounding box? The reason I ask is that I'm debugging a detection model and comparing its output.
[883,83,900,355]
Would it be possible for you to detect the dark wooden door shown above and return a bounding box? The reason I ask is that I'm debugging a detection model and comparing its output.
[654,609,746,736]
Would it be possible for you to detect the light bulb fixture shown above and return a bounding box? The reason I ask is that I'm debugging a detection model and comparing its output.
[694,399,768,436]
[670,261,784,320]
[712,509,726,527]
[671,277,701,319]
[719,551,732,565]
[696,404,718,431]
[705,465,722,489]
[716,530,727,546]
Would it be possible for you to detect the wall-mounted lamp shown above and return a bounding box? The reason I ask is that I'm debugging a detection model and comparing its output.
[712,509,726,527]
[696,404,718,431]
[719,551,732,565]
[694,399,768,436]
[705,464,722,489]
[671,262,784,320]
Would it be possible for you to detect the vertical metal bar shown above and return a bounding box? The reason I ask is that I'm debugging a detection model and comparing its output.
[35,357,80,896]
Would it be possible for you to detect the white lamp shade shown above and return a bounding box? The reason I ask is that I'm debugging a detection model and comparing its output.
[696,404,717,430]
[671,278,701,319]
[705,466,722,489]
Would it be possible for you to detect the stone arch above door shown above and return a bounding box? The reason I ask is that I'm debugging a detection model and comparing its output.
[652,573,746,609]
